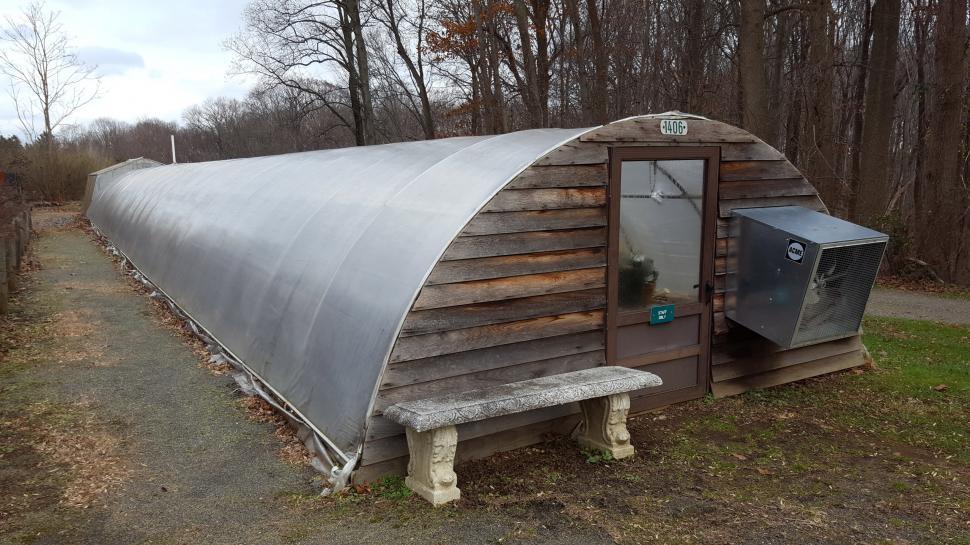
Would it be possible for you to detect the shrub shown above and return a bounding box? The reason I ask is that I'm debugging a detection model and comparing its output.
[21,145,111,202]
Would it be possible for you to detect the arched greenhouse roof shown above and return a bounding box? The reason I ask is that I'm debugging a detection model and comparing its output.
[86,127,592,461]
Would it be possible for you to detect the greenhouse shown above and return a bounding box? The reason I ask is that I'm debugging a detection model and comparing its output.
[86,113,885,493]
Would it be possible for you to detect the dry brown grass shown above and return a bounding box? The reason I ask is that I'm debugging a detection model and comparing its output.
[19,399,132,509]
[54,278,129,296]
[45,307,118,367]
[238,396,312,466]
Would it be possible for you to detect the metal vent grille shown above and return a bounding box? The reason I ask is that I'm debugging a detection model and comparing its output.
[793,241,887,346]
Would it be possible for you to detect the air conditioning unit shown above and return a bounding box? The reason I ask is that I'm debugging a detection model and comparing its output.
[726,206,888,348]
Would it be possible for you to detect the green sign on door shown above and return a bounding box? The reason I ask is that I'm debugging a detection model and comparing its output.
[650,304,675,325]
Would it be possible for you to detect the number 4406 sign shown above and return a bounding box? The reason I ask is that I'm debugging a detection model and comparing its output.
[660,119,688,136]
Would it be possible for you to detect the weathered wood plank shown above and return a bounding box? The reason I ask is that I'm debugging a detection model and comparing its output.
[380,331,605,392]
[507,165,607,188]
[483,188,606,212]
[442,228,606,260]
[413,268,604,311]
[714,142,785,161]
[403,288,605,335]
[461,208,606,236]
[375,350,605,413]
[714,311,728,335]
[712,335,862,382]
[712,350,865,397]
[534,141,608,166]
[427,247,607,285]
[535,140,784,167]
[715,256,726,274]
[718,178,817,200]
[716,238,727,257]
[579,118,759,143]
[719,160,804,181]
[719,195,826,218]
[389,310,605,363]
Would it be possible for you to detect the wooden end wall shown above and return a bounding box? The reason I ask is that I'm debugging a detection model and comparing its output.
[353,116,865,483]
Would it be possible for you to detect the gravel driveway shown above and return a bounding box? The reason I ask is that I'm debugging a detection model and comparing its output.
[866,286,970,325]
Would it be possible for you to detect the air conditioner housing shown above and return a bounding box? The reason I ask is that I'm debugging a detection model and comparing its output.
[727,206,888,348]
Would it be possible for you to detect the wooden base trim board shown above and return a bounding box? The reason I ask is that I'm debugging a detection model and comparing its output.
[712,350,865,398]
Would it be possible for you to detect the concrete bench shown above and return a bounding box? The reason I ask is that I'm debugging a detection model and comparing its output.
[383,366,662,505]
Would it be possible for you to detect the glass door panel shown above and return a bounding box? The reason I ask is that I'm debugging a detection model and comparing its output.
[618,160,705,312]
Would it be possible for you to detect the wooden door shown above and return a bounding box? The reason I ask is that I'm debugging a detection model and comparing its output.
[606,147,719,410]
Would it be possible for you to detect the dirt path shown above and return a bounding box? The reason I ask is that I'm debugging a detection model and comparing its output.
[867,287,970,325]
[1,208,610,545]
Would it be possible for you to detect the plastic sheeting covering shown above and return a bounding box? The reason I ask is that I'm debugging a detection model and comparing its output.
[86,128,591,472]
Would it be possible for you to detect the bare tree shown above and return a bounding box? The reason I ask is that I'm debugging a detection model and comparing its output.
[228,0,376,145]
[739,0,772,142]
[372,0,437,138]
[854,0,901,223]
[922,0,969,278]
[0,1,100,144]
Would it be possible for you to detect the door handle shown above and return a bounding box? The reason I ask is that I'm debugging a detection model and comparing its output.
[704,281,714,303]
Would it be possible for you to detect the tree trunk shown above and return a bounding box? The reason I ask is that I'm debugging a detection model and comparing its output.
[911,0,928,222]
[805,0,838,209]
[338,4,366,146]
[563,0,591,124]
[768,13,789,147]
[532,0,551,127]
[384,0,436,139]
[347,0,376,144]
[847,0,873,221]
[922,0,968,278]
[513,0,543,127]
[585,0,608,123]
[738,0,772,142]
[854,0,900,224]
[681,0,705,113]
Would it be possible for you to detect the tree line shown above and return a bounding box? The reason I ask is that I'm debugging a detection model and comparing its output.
[1,0,968,283]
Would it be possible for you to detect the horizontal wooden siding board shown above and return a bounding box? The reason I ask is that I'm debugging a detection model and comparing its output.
[412,267,605,310]
[403,288,605,335]
[389,310,605,363]
[483,188,607,212]
[427,248,607,285]
[507,164,607,188]
[375,350,605,413]
[461,208,606,235]
[442,227,606,260]
[380,331,605,391]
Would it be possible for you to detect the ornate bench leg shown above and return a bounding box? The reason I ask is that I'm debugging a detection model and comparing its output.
[577,393,635,459]
[404,425,460,506]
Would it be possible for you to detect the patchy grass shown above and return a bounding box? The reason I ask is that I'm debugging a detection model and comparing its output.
[281,316,970,544]
[845,317,969,460]
[371,476,414,501]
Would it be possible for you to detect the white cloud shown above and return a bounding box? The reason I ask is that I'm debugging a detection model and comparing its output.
[0,0,256,139]
[76,46,144,75]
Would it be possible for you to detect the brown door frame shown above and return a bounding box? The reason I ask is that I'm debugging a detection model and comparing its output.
[606,146,720,404]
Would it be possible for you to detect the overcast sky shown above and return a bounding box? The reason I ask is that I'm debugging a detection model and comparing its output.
[0,0,255,139]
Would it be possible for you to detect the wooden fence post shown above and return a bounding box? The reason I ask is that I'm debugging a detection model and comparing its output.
[5,236,17,292]
[0,240,7,314]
